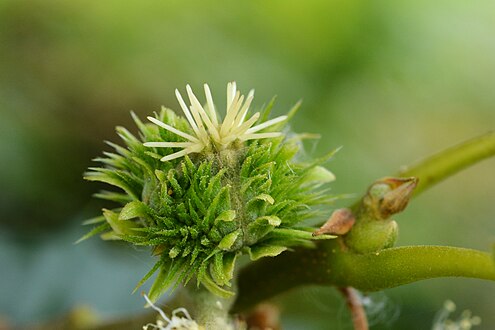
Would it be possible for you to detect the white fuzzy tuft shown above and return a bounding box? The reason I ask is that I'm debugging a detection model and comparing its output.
[145,82,287,162]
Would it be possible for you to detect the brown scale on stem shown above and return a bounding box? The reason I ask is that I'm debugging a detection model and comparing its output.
[313,208,355,236]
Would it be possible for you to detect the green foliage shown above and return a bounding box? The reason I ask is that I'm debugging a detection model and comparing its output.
[83,106,337,301]
[233,132,495,312]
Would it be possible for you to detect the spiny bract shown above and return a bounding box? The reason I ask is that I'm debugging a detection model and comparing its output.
[83,82,338,301]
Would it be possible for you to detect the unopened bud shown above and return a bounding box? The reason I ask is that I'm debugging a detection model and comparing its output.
[364,177,418,220]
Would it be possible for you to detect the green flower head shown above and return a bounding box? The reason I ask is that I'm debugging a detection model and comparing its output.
[83,82,338,301]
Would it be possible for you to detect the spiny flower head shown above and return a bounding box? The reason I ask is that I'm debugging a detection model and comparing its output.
[83,82,338,301]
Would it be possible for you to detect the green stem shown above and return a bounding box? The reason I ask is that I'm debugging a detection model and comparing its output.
[398,131,495,196]
[232,245,327,312]
[332,245,495,290]
[232,241,495,312]
[191,286,236,329]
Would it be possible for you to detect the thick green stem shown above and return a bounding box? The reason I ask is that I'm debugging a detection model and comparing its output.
[232,245,328,312]
[399,131,495,196]
[233,241,495,312]
[332,245,495,290]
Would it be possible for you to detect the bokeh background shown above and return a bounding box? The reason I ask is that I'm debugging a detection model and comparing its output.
[1,0,494,329]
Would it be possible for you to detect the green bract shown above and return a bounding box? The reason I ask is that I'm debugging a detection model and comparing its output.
[83,83,338,301]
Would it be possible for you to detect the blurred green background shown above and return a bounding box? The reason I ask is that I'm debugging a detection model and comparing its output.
[1,0,494,329]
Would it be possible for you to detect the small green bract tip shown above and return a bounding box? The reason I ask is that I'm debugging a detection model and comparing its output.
[83,82,338,301]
